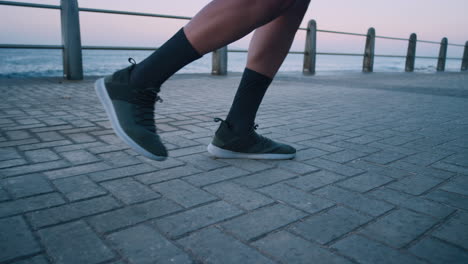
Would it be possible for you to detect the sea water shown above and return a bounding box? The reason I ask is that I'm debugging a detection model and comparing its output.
[0,48,463,78]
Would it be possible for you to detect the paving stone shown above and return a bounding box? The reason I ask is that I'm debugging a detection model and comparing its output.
[184,166,249,187]
[332,234,425,264]
[360,208,438,248]
[345,134,382,144]
[286,170,345,191]
[19,140,73,151]
[44,162,111,180]
[253,231,352,264]
[409,237,468,264]
[348,159,410,179]
[107,224,191,264]
[290,206,371,245]
[316,135,350,144]
[442,153,468,168]
[269,159,321,174]
[66,133,96,143]
[323,149,369,163]
[378,135,423,146]
[305,158,365,177]
[0,193,65,218]
[154,201,243,238]
[98,151,141,167]
[389,160,454,179]
[88,198,182,233]
[11,255,49,264]
[0,216,41,262]
[53,175,107,201]
[179,227,274,264]
[364,150,407,165]
[368,188,454,219]
[432,211,468,250]
[27,195,120,229]
[38,221,114,264]
[54,142,104,153]
[425,189,468,210]
[169,145,207,157]
[152,179,217,208]
[136,155,185,169]
[233,168,297,189]
[440,176,468,196]
[136,165,203,184]
[313,186,394,216]
[2,173,54,198]
[61,150,100,165]
[1,160,69,178]
[294,147,328,161]
[403,150,455,166]
[0,158,28,169]
[101,178,160,205]
[332,141,380,154]
[221,204,306,241]
[336,172,394,193]
[24,149,60,163]
[431,161,468,175]
[0,186,9,201]
[0,138,39,148]
[89,163,155,182]
[176,153,227,171]
[0,147,22,160]
[388,174,443,195]
[88,144,129,154]
[259,183,334,214]
[203,182,274,211]
[5,130,31,140]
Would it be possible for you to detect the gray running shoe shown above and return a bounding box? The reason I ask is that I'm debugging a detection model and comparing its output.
[207,118,296,159]
[94,59,167,160]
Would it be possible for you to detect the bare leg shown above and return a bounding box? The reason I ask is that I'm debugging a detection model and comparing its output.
[184,0,296,55]
[246,0,311,78]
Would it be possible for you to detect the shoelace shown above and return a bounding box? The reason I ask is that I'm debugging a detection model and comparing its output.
[129,58,163,131]
[214,117,270,147]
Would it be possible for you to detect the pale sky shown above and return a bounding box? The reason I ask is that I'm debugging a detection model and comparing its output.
[1,0,467,57]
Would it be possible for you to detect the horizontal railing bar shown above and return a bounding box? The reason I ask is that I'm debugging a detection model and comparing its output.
[0,0,60,10]
[416,56,439,59]
[0,44,62,49]
[78,7,192,20]
[317,29,367,37]
[418,40,442,45]
[83,45,156,50]
[375,54,407,58]
[376,35,408,41]
[317,52,363,56]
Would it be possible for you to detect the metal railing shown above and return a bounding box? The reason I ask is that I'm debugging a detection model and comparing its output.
[1,0,467,80]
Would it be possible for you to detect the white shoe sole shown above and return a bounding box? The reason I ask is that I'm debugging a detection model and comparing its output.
[94,78,166,161]
[207,143,295,160]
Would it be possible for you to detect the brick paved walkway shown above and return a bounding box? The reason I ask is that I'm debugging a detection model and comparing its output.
[1,72,468,264]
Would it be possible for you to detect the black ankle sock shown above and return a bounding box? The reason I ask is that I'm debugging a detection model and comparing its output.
[225,68,272,134]
[130,28,202,89]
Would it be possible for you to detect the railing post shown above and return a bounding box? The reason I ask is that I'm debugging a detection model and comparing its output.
[405,33,417,72]
[461,41,468,71]
[60,0,83,80]
[212,46,228,75]
[303,19,317,75]
[363,27,375,73]
[437,37,448,72]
